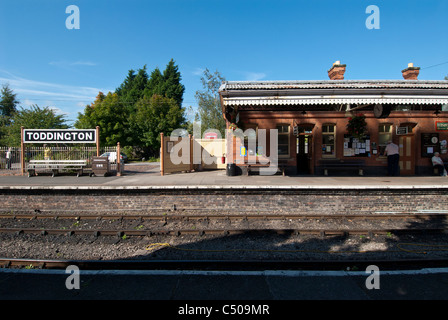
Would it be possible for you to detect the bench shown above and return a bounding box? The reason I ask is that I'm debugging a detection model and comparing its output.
[27,160,88,177]
[319,159,365,176]
[240,159,289,176]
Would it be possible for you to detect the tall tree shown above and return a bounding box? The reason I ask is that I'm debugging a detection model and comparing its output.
[144,67,164,98]
[115,66,150,106]
[75,60,187,154]
[195,68,226,137]
[115,69,136,97]
[160,59,185,107]
[133,94,186,156]
[0,84,19,118]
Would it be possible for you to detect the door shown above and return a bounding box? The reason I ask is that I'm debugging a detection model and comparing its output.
[398,135,415,175]
[296,134,312,174]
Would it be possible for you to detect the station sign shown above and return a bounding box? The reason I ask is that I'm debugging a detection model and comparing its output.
[396,126,408,135]
[436,121,448,132]
[23,129,97,144]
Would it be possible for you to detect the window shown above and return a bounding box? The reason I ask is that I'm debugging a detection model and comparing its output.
[378,124,392,156]
[243,124,258,156]
[322,124,336,157]
[276,124,290,157]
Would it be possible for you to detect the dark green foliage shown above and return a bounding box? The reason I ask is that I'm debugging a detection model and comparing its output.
[0,84,19,118]
[75,92,130,147]
[133,94,186,156]
[75,59,187,156]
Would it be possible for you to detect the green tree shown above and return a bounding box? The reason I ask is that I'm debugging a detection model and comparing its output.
[144,67,164,98]
[1,105,68,146]
[0,84,19,118]
[116,66,150,107]
[0,84,20,141]
[195,68,226,137]
[160,59,185,107]
[75,92,131,147]
[142,60,185,106]
[133,94,186,156]
[115,69,136,98]
[75,60,187,154]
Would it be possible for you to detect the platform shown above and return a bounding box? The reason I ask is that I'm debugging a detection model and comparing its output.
[1,167,448,190]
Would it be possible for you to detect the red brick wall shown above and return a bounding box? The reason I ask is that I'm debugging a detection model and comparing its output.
[236,110,448,174]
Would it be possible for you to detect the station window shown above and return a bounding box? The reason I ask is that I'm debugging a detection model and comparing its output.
[378,124,392,156]
[244,124,258,155]
[276,124,290,157]
[322,124,336,157]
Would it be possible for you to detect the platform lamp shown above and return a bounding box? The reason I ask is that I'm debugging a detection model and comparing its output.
[344,104,353,118]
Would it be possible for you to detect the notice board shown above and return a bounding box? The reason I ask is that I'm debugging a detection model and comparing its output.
[343,134,370,157]
[421,133,439,157]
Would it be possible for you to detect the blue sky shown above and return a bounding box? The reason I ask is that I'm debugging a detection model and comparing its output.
[1,0,448,125]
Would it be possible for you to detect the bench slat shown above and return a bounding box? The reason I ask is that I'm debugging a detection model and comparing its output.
[27,160,88,177]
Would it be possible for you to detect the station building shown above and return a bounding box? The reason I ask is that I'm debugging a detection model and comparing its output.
[218,62,448,176]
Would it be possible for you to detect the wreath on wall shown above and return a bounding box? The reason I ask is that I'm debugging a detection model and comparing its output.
[346,113,368,140]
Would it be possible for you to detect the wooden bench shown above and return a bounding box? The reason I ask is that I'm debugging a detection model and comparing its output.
[240,159,289,176]
[27,160,88,177]
[319,159,365,176]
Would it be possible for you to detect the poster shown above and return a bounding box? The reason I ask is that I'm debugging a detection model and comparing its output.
[343,134,370,157]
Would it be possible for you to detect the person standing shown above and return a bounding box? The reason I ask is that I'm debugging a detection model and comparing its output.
[385,140,400,176]
[6,147,12,170]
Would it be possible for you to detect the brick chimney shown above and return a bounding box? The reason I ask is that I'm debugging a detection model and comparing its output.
[402,63,420,80]
[328,61,346,80]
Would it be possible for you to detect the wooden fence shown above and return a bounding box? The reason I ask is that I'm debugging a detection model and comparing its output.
[160,133,226,175]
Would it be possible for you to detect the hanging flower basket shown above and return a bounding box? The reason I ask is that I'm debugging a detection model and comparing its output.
[346,113,367,140]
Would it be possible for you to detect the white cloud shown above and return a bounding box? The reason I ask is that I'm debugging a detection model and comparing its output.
[49,60,97,67]
[242,72,267,81]
[0,71,110,101]
[0,70,112,123]
[192,67,205,76]
[48,106,67,116]
[23,99,35,107]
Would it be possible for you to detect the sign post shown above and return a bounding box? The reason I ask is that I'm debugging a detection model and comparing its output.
[21,127,25,175]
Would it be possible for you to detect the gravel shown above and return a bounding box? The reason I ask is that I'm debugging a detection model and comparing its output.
[1,215,448,262]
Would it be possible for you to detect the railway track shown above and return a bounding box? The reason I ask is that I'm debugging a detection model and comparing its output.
[1,211,448,221]
[0,212,447,237]
[1,211,448,271]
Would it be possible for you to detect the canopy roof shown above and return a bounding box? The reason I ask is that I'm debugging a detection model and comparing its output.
[219,80,448,109]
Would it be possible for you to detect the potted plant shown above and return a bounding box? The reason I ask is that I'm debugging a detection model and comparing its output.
[346,113,368,140]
